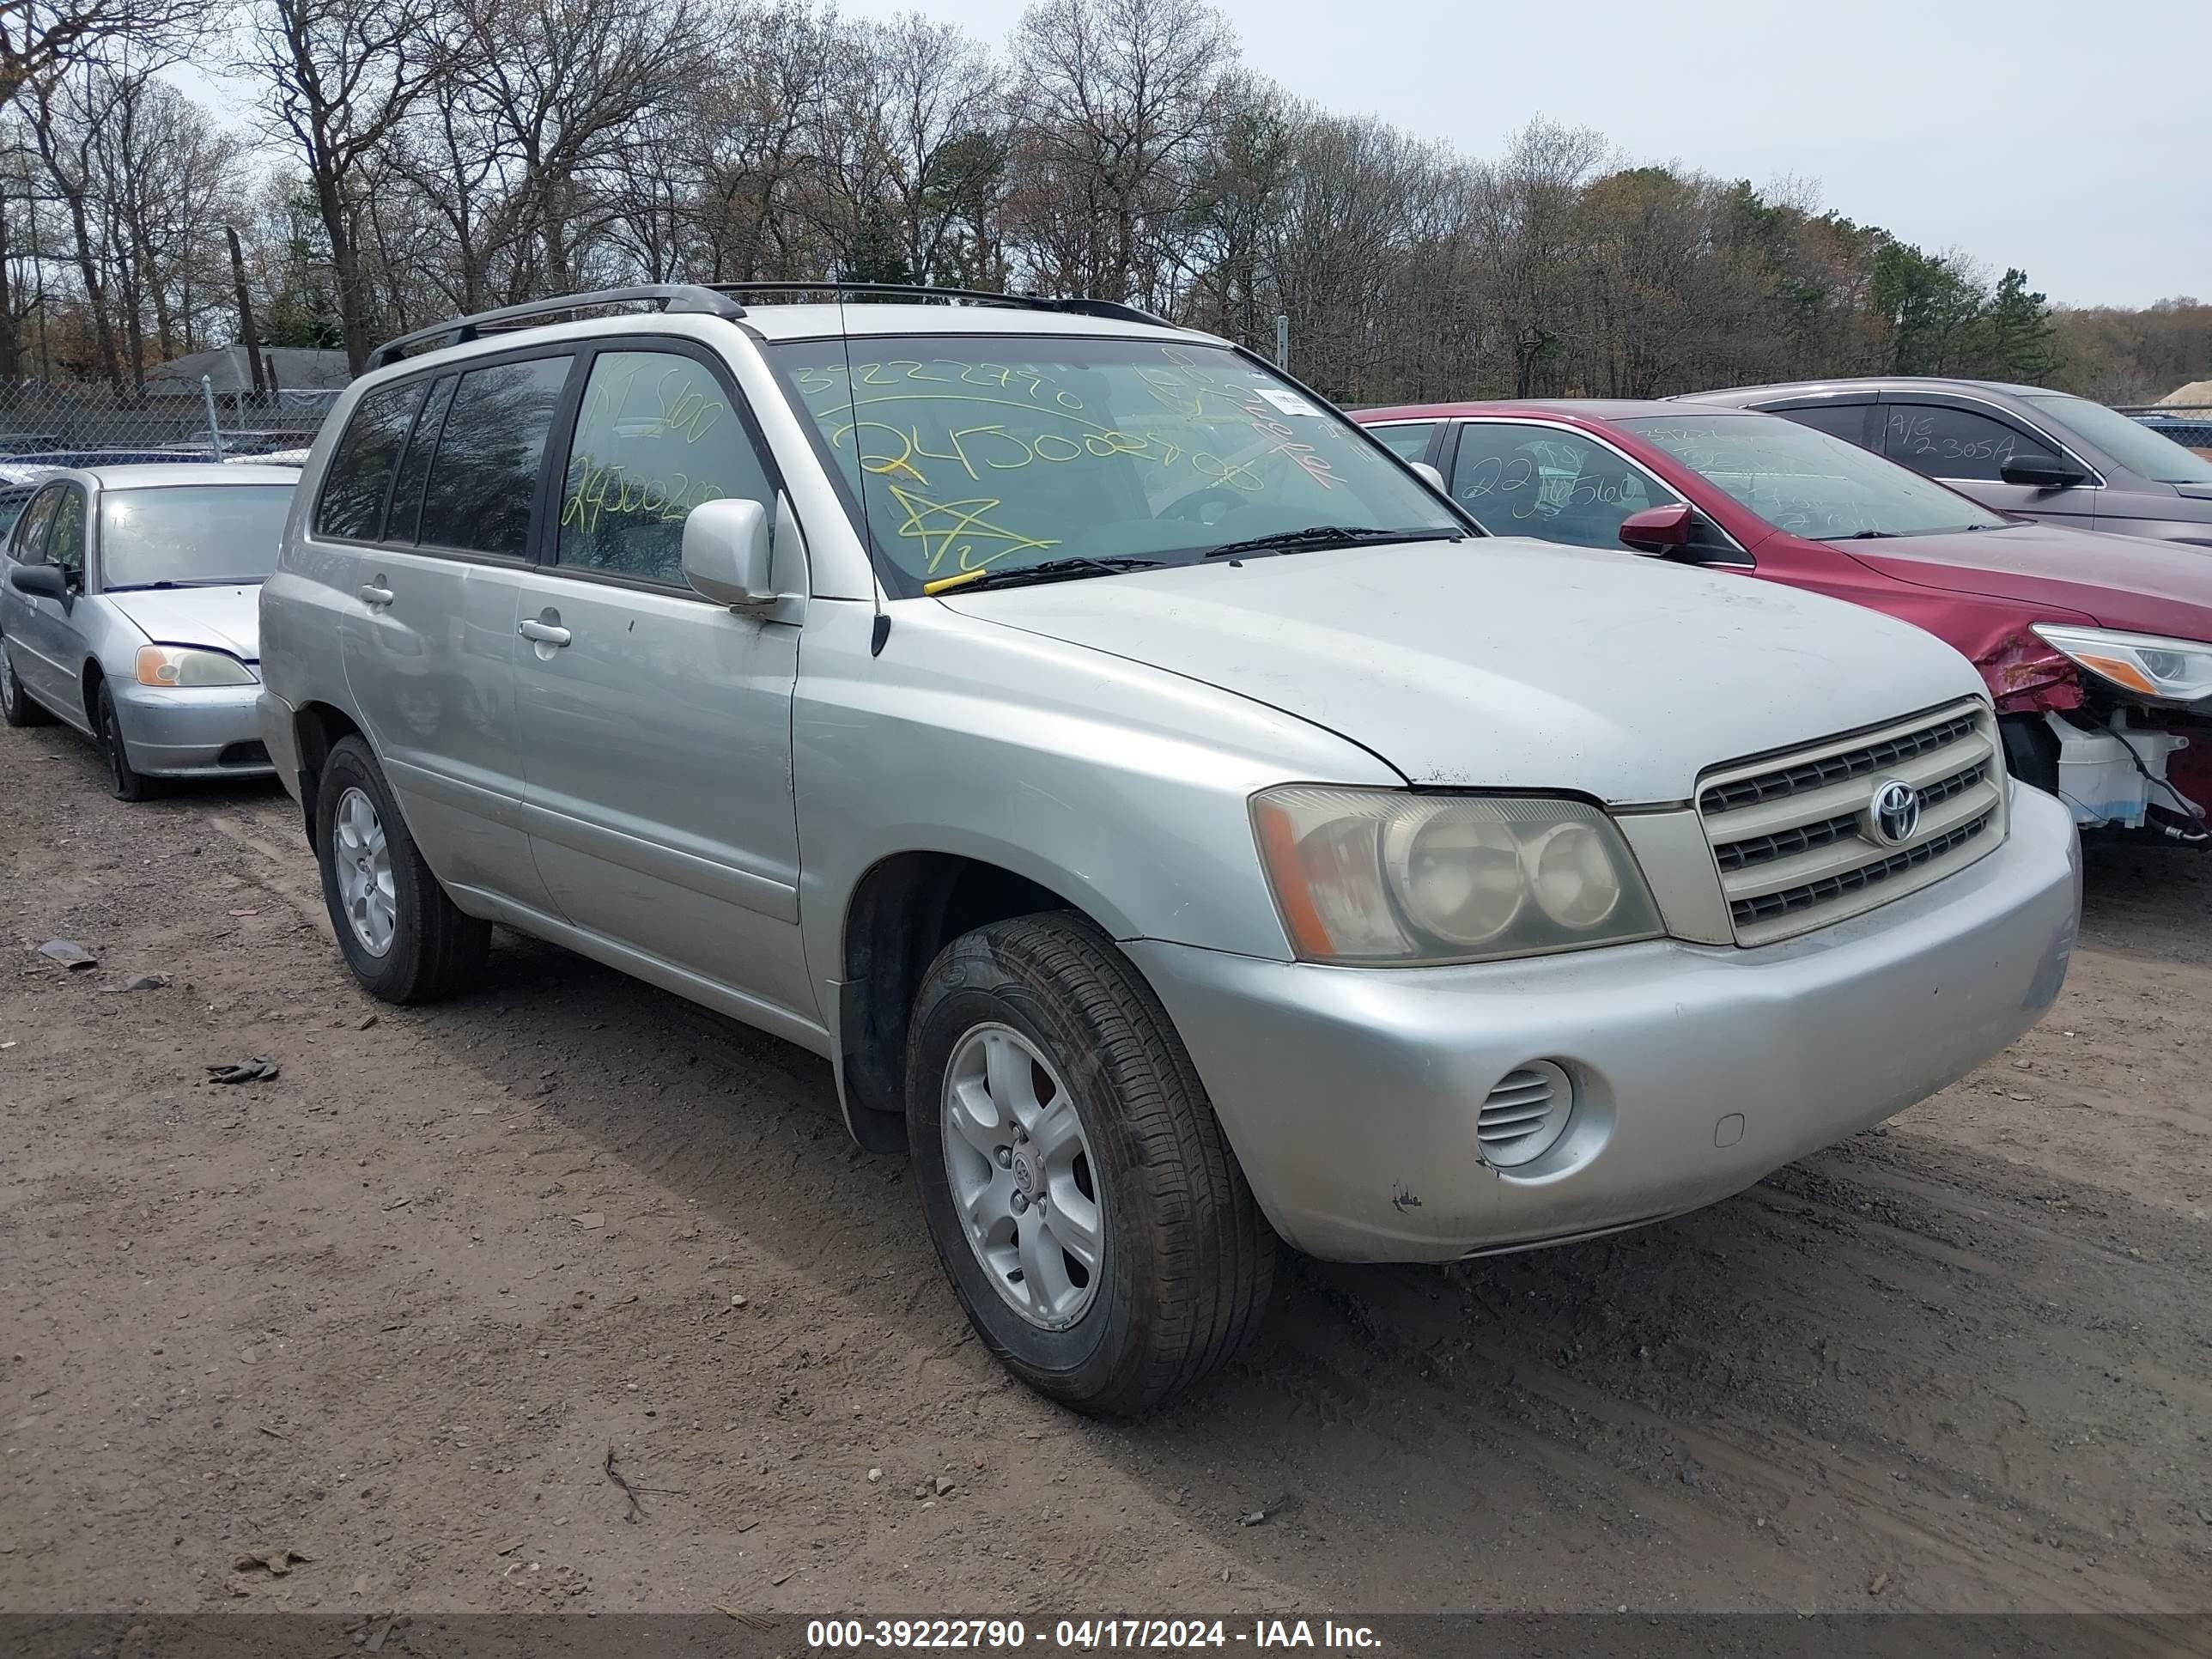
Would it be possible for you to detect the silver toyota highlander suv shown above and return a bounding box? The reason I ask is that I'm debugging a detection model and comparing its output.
[258,283,2082,1414]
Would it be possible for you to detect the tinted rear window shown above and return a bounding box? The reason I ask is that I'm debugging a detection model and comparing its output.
[315,381,427,540]
[417,356,571,558]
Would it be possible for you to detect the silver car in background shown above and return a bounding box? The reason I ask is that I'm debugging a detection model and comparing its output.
[258,285,2081,1414]
[0,464,298,798]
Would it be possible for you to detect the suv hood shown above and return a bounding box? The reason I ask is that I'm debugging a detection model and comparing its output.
[102,584,261,660]
[941,538,1984,805]
[1849,522,2212,641]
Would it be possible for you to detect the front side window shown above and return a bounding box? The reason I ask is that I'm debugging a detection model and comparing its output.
[99,486,295,589]
[2023,392,2212,486]
[1449,423,1678,549]
[13,484,61,561]
[417,356,572,559]
[316,380,428,541]
[1621,413,2006,540]
[46,487,86,580]
[556,350,775,586]
[765,336,1464,592]
[1881,403,2060,483]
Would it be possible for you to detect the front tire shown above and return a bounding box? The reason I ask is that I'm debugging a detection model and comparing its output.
[96,683,155,800]
[906,912,1274,1415]
[313,735,489,1003]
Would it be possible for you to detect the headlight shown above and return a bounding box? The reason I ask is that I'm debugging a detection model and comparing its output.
[1251,787,1664,965]
[2031,623,2212,703]
[135,645,256,688]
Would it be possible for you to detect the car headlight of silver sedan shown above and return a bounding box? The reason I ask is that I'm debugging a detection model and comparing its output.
[135,645,257,688]
[2031,623,2212,703]
[1251,786,1665,965]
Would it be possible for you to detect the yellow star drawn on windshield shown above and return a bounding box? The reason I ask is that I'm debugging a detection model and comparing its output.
[886,483,1060,574]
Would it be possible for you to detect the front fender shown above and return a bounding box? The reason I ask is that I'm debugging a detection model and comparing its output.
[792,596,1401,1012]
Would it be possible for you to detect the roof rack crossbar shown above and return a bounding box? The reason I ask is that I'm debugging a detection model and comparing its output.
[699,281,1176,330]
[368,284,747,369]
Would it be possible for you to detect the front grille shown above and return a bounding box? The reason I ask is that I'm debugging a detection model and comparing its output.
[216,740,270,769]
[1698,712,1978,815]
[1698,703,2005,945]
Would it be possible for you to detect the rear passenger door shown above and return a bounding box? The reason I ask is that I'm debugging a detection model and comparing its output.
[512,341,812,1024]
[323,356,569,912]
[1878,393,2095,529]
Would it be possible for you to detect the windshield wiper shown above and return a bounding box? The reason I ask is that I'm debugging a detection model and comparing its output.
[923,556,1164,595]
[1828,530,1900,540]
[1201,525,1443,560]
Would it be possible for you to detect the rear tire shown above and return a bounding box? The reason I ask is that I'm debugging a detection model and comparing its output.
[0,643,50,726]
[96,683,155,800]
[314,735,489,1003]
[906,911,1275,1415]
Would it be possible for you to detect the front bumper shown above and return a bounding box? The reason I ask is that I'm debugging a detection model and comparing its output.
[1129,783,2081,1263]
[112,680,273,778]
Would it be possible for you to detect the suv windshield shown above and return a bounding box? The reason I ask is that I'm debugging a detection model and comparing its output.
[100,484,294,588]
[2024,393,2212,486]
[1620,414,2005,539]
[765,335,1463,592]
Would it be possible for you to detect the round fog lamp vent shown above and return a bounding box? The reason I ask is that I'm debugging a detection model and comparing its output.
[1478,1060,1574,1169]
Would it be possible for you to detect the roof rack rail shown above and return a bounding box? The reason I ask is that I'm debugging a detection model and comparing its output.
[368,284,748,369]
[700,281,1176,331]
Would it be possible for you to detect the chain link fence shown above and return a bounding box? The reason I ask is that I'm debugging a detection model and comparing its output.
[0,378,337,487]
[2117,404,2212,459]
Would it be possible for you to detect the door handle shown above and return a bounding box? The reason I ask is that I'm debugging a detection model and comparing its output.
[357,582,395,608]
[518,618,572,647]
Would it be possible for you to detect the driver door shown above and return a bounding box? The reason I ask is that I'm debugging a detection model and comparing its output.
[8,483,88,722]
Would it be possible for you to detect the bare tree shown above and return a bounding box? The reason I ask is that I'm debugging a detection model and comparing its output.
[245,0,438,371]
[1006,0,1233,305]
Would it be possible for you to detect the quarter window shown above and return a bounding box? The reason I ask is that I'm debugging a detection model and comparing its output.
[1777,403,1875,446]
[1367,422,1437,463]
[316,381,428,541]
[1449,423,1678,549]
[555,350,774,586]
[417,356,573,559]
[1881,404,2060,483]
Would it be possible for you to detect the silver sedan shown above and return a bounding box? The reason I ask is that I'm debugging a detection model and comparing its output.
[0,464,299,799]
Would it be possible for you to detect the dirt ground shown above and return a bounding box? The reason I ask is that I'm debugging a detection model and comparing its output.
[3,720,2209,1620]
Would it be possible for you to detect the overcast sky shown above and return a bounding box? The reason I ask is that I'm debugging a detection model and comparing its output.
[177,0,2209,309]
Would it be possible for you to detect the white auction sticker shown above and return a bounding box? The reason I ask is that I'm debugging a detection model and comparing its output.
[1255,387,1322,417]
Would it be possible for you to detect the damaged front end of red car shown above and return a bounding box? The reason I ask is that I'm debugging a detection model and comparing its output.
[1975,623,2212,848]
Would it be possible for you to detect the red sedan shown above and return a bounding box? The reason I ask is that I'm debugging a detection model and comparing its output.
[1356,399,2212,843]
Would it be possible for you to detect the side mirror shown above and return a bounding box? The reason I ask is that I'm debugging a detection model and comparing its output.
[1999,455,2089,490]
[1409,461,1445,492]
[8,562,68,604]
[682,498,775,608]
[1619,502,1697,556]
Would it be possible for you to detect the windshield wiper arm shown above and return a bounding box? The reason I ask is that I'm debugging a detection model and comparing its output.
[1202,525,1438,560]
[924,556,1164,595]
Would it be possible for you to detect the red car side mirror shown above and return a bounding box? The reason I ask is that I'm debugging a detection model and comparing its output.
[1619,502,1696,556]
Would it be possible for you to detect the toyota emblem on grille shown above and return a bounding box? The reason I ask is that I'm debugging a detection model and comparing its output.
[1869,779,1922,845]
